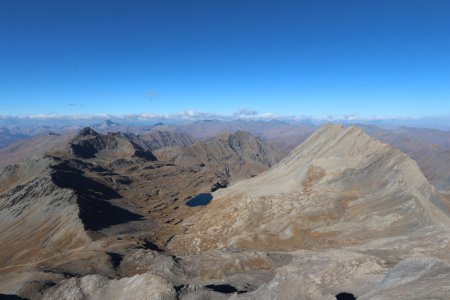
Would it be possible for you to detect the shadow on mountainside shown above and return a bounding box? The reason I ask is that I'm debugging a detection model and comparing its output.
[205,284,248,294]
[0,294,30,300]
[51,162,144,231]
[336,292,357,300]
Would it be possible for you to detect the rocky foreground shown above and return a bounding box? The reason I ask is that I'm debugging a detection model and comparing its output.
[0,125,450,299]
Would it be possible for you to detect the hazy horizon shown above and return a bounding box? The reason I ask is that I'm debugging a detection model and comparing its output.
[1,1,450,118]
[2,111,450,131]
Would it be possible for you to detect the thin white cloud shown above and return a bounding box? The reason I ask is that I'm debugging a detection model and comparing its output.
[0,110,277,121]
[1,111,450,130]
[233,108,258,116]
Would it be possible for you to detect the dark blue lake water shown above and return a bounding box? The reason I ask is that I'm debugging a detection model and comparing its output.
[185,193,213,207]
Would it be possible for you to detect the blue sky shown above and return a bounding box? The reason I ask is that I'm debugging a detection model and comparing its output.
[1,0,449,118]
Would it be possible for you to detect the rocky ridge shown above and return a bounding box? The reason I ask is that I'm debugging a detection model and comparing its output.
[68,127,157,161]
[170,124,450,254]
[156,130,284,183]
[2,124,450,299]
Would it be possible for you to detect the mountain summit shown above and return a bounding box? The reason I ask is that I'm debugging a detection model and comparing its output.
[68,127,157,161]
[170,124,450,253]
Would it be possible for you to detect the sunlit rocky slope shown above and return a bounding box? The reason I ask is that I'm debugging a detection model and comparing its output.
[1,124,450,299]
[170,124,450,254]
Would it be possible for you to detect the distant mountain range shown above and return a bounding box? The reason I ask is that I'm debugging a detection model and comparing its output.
[0,128,30,149]
[2,122,450,299]
[3,118,450,192]
[2,113,450,129]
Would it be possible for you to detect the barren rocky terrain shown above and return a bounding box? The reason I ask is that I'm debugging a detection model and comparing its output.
[1,124,450,299]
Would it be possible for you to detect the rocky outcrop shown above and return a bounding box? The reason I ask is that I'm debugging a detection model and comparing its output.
[140,131,196,151]
[359,255,450,299]
[78,127,100,137]
[43,272,177,300]
[203,252,450,300]
[156,131,284,182]
[68,128,157,161]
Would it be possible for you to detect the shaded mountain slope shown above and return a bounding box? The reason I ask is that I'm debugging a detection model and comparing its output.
[68,128,157,161]
[50,160,143,231]
[0,155,143,269]
[0,157,91,268]
[155,131,284,182]
[139,131,196,151]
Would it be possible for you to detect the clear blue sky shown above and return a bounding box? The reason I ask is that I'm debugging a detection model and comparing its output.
[1,0,449,118]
